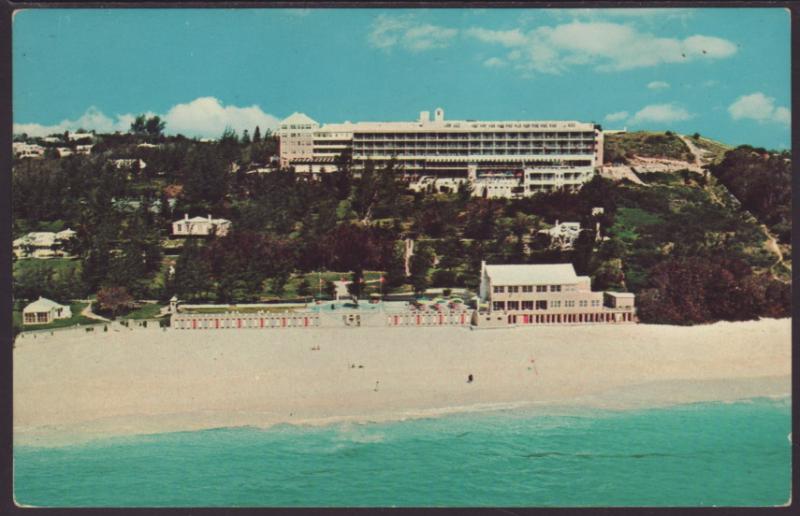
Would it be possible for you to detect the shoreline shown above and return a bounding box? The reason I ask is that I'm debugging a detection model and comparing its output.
[14,318,791,447]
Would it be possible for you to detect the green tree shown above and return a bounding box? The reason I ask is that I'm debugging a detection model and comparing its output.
[297,276,312,298]
[409,243,434,295]
[130,115,147,136]
[145,116,166,139]
[253,126,262,143]
[323,279,337,300]
[181,145,229,210]
[384,241,407,288]
[173,239,213,301]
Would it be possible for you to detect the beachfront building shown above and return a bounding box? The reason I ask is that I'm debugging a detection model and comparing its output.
[277,108,604,191]
[13,229,77,259]
[172,214,231,237]
[22,297,72,325]
[477,261,636,326]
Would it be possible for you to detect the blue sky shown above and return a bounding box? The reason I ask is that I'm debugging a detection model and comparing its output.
[13,8,791,149]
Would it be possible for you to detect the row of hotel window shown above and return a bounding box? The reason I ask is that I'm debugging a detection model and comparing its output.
[494,285,564,293]
[355,149,594,157]
[493,300,601,310]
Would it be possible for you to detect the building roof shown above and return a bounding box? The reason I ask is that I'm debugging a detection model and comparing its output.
[484,263,578,285]
[56,228,76,239]
[23,296,66,313]
[280,112,318,126]
[605,291,635,298]
[175,215,231,224]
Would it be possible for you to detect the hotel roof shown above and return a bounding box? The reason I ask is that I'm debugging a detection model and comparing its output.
[484,263,579,285]
[280,112,319,127]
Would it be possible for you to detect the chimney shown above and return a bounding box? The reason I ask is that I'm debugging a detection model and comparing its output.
[184,213,188,221]
[434,107,444,122]
[208,214,212,222]
[419,111,430,123]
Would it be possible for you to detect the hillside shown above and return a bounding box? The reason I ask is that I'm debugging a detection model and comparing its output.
[604,131,695,163]
[604,131,731,167]
[11,125,791,329]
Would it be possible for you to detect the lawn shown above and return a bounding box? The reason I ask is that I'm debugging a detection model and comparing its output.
[14,302,98,332]
[272,270,386,299]
[123,303,164,320]
[13,257,80,279]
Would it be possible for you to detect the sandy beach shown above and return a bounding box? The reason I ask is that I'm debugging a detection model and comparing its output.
[14,318,791,446]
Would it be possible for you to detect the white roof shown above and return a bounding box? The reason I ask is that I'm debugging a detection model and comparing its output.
[316,118,595,133]
[56,228,76,239]
[26,232,56,246]
[485,263,578,285]
[280,112,318,126]
[176,216,231,224]
[605,291,635,298]
[24,296,66,313]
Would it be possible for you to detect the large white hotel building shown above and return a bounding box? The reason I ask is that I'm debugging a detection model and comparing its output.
[278,108,604,196]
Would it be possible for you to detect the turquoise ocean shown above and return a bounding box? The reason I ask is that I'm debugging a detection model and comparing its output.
[14,397,791,507]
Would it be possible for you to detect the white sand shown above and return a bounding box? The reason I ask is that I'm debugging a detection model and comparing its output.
[14,318,791,446]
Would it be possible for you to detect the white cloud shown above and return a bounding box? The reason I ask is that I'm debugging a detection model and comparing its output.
[12,106,136,137]
[163,97,280,137]
[466,27,527,47]
[728,92,790,125]
[647,81,670,90]
[403,24,458,51]
[465,21,737,75]
[14,97,281,138]
[628,103,692,125]
[368,14,457,52]
[483,57,508,68]
[604,111,630,122]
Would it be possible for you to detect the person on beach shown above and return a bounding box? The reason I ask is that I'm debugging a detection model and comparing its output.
[467,374,474,383]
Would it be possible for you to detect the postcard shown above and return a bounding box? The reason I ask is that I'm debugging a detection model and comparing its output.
[10,6,792,508]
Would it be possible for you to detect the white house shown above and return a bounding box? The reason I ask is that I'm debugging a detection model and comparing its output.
[172,214,231,237]
[13,142,45,159]
[56,147,73,158]
[22,297,72,325]
[111,158,146,170]
[13,229,77,259]
[75,144,93,155]
[68,132,94,142]
[540,221,583,250]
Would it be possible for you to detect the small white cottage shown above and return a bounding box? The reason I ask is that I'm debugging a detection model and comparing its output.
[22,297,72,325]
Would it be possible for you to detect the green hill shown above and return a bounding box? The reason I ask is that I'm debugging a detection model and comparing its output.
[604,131,731,165]
[604,131,693,163]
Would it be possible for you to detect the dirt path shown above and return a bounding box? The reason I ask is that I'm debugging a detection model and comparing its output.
[678,134,710,166]
[80,302,111,322]
[760,224,791,282]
